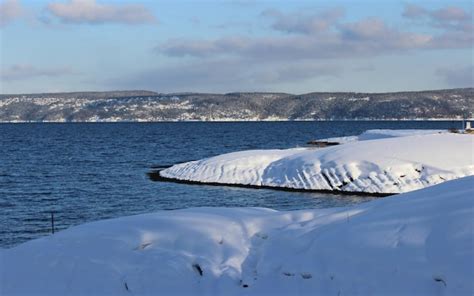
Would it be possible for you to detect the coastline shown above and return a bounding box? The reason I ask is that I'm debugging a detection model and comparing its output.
[150,169,392,197]
[0,118,471,123]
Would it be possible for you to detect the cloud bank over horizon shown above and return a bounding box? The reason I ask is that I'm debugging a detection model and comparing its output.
[0,0,472,94]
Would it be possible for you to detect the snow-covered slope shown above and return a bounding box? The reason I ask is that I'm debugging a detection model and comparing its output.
[2,177,473,295]
[160,131,474,194]
[320,129,447,143]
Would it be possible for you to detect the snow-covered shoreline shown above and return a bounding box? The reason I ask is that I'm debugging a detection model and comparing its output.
[160,130,474,194]
[2,176,473,295]
[2,130,473,295]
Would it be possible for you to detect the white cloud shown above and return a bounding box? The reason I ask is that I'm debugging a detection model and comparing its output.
[1,64,77,80]
[157,5,471,62]
[0,0,23,27]
[47,0,157,25]
[158,20,434,61]
[431,6,470,22]
[261,7,344,35]
[149,5,472,93]
[340,18,390,39]
[403,3,472,32]
[402,4,426,18]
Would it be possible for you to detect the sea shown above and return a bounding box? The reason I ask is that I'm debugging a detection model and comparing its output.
[0,120,463,247]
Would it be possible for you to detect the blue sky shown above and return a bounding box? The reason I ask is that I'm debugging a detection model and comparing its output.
[0,0,472,94]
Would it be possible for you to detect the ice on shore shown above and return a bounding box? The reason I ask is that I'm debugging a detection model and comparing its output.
[160,130,474,194]
[2,176,473,295]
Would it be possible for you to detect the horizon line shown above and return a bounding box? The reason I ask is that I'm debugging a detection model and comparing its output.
[1,87,472,97]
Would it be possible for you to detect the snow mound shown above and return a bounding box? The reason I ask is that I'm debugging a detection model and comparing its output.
[322,129,447,143]
[160,132,474,194]
[2,177,473,295]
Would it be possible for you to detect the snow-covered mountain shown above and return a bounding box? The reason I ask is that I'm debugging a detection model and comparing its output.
[0,88,472,122]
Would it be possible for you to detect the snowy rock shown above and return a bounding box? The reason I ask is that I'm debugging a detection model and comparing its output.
[160,131,474,194]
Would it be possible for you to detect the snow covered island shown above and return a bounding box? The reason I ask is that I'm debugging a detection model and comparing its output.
[160,130,474,194]
[2,176,473,295]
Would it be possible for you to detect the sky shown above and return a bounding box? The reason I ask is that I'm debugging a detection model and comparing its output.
[0,0,472,94]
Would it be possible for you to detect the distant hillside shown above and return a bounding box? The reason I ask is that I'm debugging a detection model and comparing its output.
[0,88,472,122]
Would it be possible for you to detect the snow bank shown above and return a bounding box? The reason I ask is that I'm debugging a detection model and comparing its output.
[160,131,474,194]
[2,177,473,295]
[321,129,447,144]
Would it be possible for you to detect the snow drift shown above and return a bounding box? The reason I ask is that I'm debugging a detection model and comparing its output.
[2,176,473,295]
[160,130,474,194]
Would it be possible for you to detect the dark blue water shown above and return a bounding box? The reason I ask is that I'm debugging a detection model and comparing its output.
[0,121,463,247]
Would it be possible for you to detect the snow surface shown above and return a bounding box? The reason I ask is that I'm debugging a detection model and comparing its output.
[160,131,474,194]
[321,129,447,144]
[2,177,473,295]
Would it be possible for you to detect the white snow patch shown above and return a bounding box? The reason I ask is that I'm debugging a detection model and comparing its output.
[161,131,474,194]
[2,177,473,295]
[322,129,447,144]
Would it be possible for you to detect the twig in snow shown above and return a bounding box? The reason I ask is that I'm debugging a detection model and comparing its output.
[192,263,203,276]
[433,275,447,287]
[124,282,129,292]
